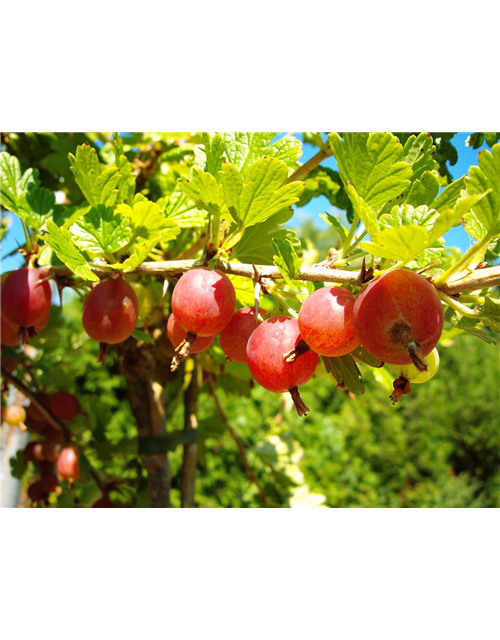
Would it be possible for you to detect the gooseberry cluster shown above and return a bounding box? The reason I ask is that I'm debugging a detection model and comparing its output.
[2,263,446,424]
[16,391,82,505]
[162,267,443,415]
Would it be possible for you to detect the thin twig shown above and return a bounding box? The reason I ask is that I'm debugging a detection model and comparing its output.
[207,380,270,508]
[285,147,333,184]
[39,259,500,294]
[180,357,200,508]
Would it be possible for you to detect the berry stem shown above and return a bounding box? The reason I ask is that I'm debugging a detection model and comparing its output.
[97,342,110,364]
[171,332,197,371]
[405,341,428,372]
[288,387,310,417]
[283,339,311,363]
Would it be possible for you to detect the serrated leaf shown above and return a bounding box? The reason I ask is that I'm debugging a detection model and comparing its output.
[111,237,160,271]
[433,177,467,213]
[405,170,440,207]
[219,162,243,224]
[319,212,347,242]
[9,450,27,480]
[231,209,298,264]
[70,205,131,256]
[222,132,276,175]
[445,307,498,344]
[345,181,379,238]
[322,354,365,395]
[465,145,500,236]
[202,133,226,180]
[178,167,223,216]
[273,238,301,284]
[379,204,438,231]
[400,132,437,182]
[0,152,22,212]
[298,167,343,208]
[68,144,101,205]
[69,144,123,206]
[162,188,207,228]
[116,200,179,242]
[328,132,412,210]
[430,192,491,245]
[360,225,429,261]
[222,157,304,229]
[267,136,302,167]
[19,185,56,228]
[0,152,40,217]
[44,220,99,281]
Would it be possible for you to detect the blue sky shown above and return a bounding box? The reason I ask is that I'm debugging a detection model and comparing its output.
[0,133,491,273]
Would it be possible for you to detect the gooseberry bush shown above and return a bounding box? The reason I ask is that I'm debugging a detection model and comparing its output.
[1,132,499,508]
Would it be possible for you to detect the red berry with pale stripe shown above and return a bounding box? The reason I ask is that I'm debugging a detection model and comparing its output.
[298,286,360,357]
[172,268,236,337]
[246,316,318,416]
[220,307,264,363]
[353,269,443,368]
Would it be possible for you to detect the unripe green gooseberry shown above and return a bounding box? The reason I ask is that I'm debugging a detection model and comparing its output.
[391,348,440,383]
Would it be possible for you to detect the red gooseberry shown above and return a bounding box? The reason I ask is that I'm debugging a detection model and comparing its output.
[82,278,139,364]
[353,269,444,370]
[246,316,318,416]
[220,307,264,364]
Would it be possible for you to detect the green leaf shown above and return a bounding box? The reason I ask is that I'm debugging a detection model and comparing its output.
[481,297,500,333]
[221,157,304,229]
[430,192,491,245]
[349,346,384,368]
[0,152,39,216]
[9,450,27,480]
[328,132,412,210]
[69,143,123,207]
[222,132,275,175]
[178,167,223,216]
[20,185,56,228]
[219,162,243,224]
[0,152,22,212]
[322,355,365,395]
[267,136,302,167]
[231,209,299,264]
[116,200,179,242]
[405,170,440,207]
[162,188,207,228]
[228,275,257,308]
[319,212,347,243]
[465,144,500,236]
[400,132,438,182]
[44,220,99,281]
[444,307,498,344]
[132,329,155,344]
[201,133,226,180]
[111,237,161,271]
[70,205,131,257]
[360,225,429,261]
[345,182,379,238]
[379,204,438,232]
[298,167,343,208]
[433,177,466,213]
[273,238,301,284]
